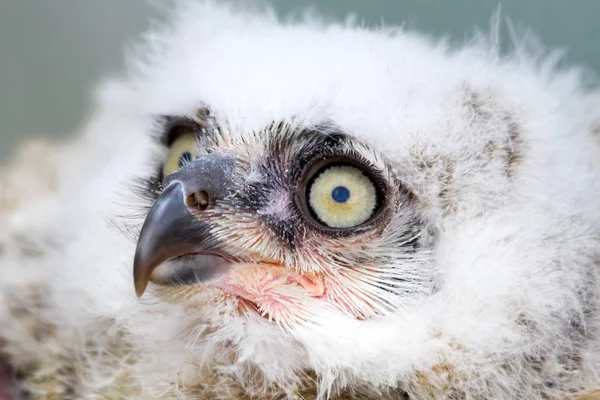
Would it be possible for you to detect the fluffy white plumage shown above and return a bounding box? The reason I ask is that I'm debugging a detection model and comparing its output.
[2,2,600,398]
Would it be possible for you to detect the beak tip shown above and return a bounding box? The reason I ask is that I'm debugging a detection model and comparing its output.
[133,264,149,298]
[135,285,145,298]
[134,279,147,298]
[133,258,149,298]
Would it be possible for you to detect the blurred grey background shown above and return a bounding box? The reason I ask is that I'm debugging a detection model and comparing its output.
[1,0,598,161]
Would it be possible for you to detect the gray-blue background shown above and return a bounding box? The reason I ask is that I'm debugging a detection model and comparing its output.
[1,0,598,160]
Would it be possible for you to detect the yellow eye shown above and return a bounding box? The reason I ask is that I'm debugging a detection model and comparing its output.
[163,133,199,176]
[307,165,378,229]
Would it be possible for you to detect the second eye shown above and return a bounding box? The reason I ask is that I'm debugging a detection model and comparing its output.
[163,133,199,176]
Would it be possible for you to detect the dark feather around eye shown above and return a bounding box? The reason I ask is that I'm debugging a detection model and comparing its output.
[157,116,202,146]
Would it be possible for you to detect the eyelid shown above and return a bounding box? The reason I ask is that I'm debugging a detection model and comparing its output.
[159,116,201,147]
[168,126,198,147]
[300,154,383,190]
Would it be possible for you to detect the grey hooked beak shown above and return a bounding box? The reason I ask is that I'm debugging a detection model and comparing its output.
[133,153,238,298]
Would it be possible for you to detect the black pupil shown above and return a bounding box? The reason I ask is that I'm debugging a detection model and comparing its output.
[178,152,193,168]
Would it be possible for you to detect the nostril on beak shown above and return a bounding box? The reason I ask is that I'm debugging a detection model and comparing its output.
[187,190,210,212]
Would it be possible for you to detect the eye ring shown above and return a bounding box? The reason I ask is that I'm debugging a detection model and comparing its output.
[296,155,386,234]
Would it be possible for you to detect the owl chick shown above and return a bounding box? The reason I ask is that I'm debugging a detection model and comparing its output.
[1,2,600,399]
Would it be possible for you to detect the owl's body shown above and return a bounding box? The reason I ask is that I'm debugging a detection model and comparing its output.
[2,2,600,399]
